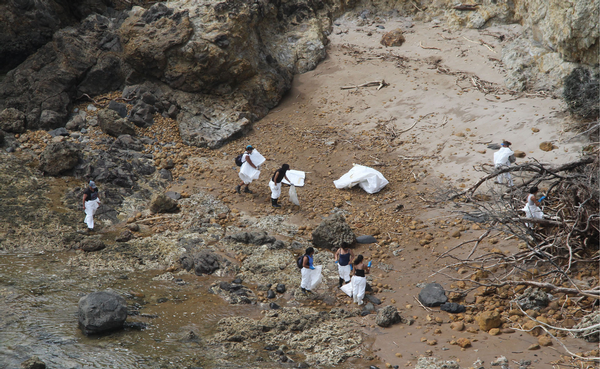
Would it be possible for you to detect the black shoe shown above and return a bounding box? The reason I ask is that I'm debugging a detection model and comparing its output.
[235,185,241,194]
[338,277,344,288]
[243,186,253,194]
[301,288,307,295]
[271,198,281,208]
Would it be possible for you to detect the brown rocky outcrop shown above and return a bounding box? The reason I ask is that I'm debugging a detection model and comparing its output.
[0,0,111,74]
[97,109,136,137]
[0,1,332,147]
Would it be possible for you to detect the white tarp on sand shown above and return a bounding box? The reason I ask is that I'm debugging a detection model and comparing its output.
[333,164,389,194]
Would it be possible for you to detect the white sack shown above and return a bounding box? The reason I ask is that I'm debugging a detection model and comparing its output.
[340,282,353,297]
[333,164,389,194]
[239,150,266,184]
[289,185,300,206]
[307,265,322,290]
[282,170,306,187]
[493,147,514,167]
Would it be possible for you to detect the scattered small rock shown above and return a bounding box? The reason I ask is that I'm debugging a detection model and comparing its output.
[380,29,405,47]
[539,141,556,151]
[418,283,448,307]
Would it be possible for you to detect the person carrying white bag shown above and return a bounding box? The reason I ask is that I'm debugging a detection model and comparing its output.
[236,145,265,194]
[300,247,322,295]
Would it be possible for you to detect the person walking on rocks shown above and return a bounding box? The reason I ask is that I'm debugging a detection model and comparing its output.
[334,243,354,287]
[522,186,545,228]
[300,247,316,295]
[236,145,264,194]
[269,164,291,208]
[351,254,370,305]
[82,181,101,232]
[493,140,515,186]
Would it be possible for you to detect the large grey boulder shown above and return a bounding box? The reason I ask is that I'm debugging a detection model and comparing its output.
[38,141,79,176]
[311,213,355,250]
[418,283,448,307]
[376,305,404,327]
[98,109,136,137]
[78,291,127,335]
[0,108,26,133]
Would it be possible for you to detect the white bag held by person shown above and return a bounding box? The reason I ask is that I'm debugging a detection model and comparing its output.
[282,170,306,187]
[289,185,300,206]
[340,283,353,297]
[308,265,323,290]
[333,164,389,194]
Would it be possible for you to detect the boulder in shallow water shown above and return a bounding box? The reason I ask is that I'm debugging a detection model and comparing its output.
[78,290,127,335]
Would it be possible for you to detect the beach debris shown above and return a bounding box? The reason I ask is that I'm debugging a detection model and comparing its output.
[334,164,389,194]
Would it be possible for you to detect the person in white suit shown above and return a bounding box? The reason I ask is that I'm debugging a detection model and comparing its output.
[82,181,101,231]
[236,145,259,194]
[493,141,515,186]
[522,186,545,228]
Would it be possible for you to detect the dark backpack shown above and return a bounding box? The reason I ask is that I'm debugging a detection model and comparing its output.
[235,153,244,167]
[297,254,306,269]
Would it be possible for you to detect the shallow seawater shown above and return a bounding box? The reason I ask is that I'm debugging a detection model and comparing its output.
[0,252,261,369]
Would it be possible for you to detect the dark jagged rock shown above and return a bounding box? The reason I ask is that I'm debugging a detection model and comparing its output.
[98,109,136,137]
[276,284,286,293]
[312,213,355,250]
[267,290,276,299]
[375,305,404,327]
[365,294,381,305]
[180,250,221,276]
[440,302,466,314]
[78,290,127,335]
[165,191,181,200]
[38,141,80,176]
[108,100,128,118]
[418,283,448,307]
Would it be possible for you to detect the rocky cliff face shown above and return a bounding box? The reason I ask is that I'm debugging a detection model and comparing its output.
[0,0,336,147]
[0,0,111,74]
[0,0,597,144]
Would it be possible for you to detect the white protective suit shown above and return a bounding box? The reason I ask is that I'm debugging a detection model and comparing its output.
[238,150,266,184]
[351,274,367,305]
[338,264,352,283]
[301,264,322,291]
[269,180,281,199]
[522,194,543,227]
[84,199,100,229]
[493,147,514,186]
